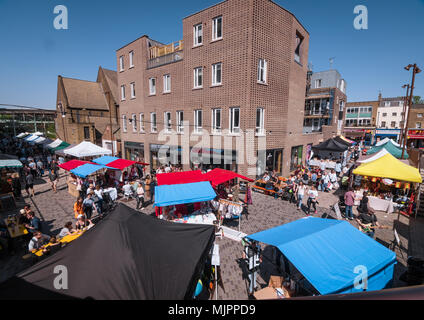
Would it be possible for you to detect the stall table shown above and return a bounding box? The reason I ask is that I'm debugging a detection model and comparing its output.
[172,212,217,225]
[368,196,394,214]
[32,230,86,257]
[4,217,28,238]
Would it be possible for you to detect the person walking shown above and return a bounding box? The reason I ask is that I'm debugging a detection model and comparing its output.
[144,175,151,202]
[296,181,306,211]
[344,187,356,220]
[136,183,145,210]
[25,172,35,197]
[307,185,318,215]
[150,176,157,203]
[48,169,58,193]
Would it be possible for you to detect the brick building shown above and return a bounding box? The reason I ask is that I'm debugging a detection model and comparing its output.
[55,67,121,155]
[343,100,378,145]
[405,104,424,148]
[117,0,331,177]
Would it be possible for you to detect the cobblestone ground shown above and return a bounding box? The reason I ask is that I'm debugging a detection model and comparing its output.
[0,170,421,298]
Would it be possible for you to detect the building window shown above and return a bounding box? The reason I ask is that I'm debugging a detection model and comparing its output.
[194,67,203,88]
[294,32,303,64]
[122,115,127,132]
[256,108,265,135]
[230,107,240,134]
[257,59,267,84]
[139,113,145,132]
[194,23,203,46]
[418,113,423,118]
[212,108,221,133]
[84,126,90,140]
[130,82,136,99]
[129,51,134,68]
[416,122,422,129]
[177,111,184,133]
[381,121,386,128]
[149,78,156,95]
[132,113,137,132]
[382,113,387,117]
[163,74,171,93]
[392,112,397,116]
[120,85,126,101]
[315,79,322,88]
[212,63,222,86]
[150,113,157,132]
[194,109,202,133]
[164,112,171,132]
[119,55,124,71]
[212,16,222,41]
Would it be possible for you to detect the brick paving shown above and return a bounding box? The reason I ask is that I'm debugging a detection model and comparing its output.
[0,170,421,298]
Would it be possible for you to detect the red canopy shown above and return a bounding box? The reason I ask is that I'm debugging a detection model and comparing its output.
[203,168,254,187]
[156,170,207,186]
[58,160,90,171]
[106,159,136,170]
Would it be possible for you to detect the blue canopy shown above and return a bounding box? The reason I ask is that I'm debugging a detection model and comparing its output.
[92,156,119,166]
[154,181,216,207]
[247,217,396,295]
[70,163,109,178]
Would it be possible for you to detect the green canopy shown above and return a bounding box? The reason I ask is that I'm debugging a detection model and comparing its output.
[0,159,23,168]
[51,142,70,152]
[367,140,408,159]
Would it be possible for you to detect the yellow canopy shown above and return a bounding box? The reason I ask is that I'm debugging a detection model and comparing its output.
[353,153,422,183]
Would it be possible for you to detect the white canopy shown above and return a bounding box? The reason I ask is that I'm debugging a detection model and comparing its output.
[64,141,112,158]
[25,134,40,142]
[375,137,401,147]
[46,138,63,149]
[358,149,390,164]
[34,136,46,144]
[33,131,44,136]
[16,132,28,138]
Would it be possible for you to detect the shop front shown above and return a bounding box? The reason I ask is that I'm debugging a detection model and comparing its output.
[343,128,374,146]
[150,144,182,170]
[190,147,237,172]
[124,141,144,162]
[256,149,283,176]
[290,145,303,171]
[406,129,424,149]
[374,129,401,144]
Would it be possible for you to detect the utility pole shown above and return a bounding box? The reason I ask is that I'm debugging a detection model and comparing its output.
[399,84,410,146]
[402,64,422,159]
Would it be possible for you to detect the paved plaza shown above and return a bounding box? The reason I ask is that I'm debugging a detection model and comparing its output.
[0,170,422,299]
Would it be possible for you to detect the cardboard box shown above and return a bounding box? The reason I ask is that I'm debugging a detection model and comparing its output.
[254,276,291,299]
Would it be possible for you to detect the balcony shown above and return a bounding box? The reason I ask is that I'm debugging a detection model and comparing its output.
[147,40,183,69]
[304,110,330,118]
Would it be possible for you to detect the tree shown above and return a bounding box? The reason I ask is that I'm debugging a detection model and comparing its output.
[413,96,424,104]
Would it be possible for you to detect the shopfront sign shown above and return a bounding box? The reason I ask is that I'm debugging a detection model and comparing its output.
[407,130,424,139]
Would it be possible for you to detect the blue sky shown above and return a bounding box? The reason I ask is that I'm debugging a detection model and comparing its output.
[0,0,423,110]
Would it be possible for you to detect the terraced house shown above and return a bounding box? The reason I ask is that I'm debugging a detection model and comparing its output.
[117,0,333,177]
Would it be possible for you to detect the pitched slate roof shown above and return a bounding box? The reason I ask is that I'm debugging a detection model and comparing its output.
[61,77,109,111]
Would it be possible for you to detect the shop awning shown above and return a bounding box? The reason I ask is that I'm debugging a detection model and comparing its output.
[154,181,217,207]
[247,217,396,295]
[203,168,254,187]
[59,160,91,171]
[70,163,111,178]
[0,159,23,168]
[64,141,112,158]
[367,140,408,159]
[339,135,356,144]
[353,153,422,183]
[156,170,206,186]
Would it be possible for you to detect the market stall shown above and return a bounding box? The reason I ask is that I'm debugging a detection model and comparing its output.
[311,138,348,160]
[64,141,112,158]
[0,204,216,300]
[353,153,422,214]
[45,138,63,149]
[366,139,408,159]
[247,217,396,297]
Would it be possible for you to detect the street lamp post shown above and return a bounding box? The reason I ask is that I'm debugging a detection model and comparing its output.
[58,101,67,141]
[402,64,422,159]
[399,84,410,146]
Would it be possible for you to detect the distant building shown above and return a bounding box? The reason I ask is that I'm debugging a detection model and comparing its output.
[343,100,378,145]
[375,94,408,142]
[303,69,346,136]
[0,108,56,137]
[406,103,424,148]
[55,66,121,155]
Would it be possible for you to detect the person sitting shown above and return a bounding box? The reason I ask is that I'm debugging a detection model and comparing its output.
[58,221,75,238]
[310,172,318,186]
[262,172,270,182]
[122,181,133,198]
[356,210,380,238]
[75,215,94,231]
[74,197,84,219]
[28,230,50,253]
[24,211,41,234]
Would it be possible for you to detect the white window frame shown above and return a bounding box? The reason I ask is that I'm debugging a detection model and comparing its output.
[177,111,184,133]
[194,67,203,89]
[212,63,222,86]
[163,74,171,93]
[129,51,134,68]
[119,55,124,71]
[193,23,203,47]
[131,113,137,132]
[164,112,171,133]
[149,78,156,95]
[194,109,203,133]
[212,16,223,41]
[139,113,145,133]
[130,82,136,99]
[122,114,127,132]
[212,108,222,134]
[315,79,322,88]
[151,113,157,133]
[120,85,126,101]
[229,107,240,134]
[256,108,265,135]
[257,59,267,84]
